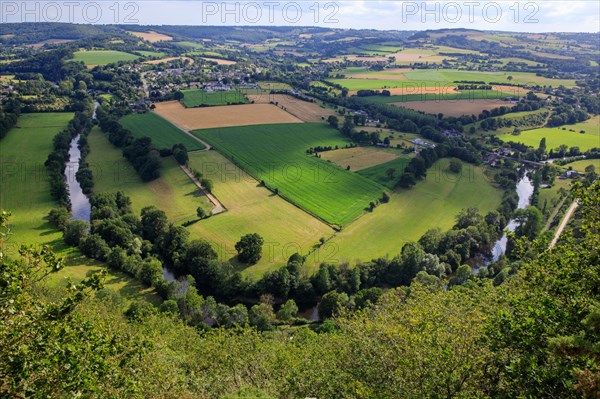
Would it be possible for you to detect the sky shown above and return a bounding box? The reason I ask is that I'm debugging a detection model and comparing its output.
[2,1,599,32]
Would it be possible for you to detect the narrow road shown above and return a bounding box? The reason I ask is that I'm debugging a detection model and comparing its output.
[179,164,225,215]
[549,200,578,249]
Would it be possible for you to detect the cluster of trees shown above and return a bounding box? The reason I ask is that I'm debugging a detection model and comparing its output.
[456,84,493,90]
[96,107,162,181]
[355,89,391,97]
[547,103,590,127]
[0,99,20,139]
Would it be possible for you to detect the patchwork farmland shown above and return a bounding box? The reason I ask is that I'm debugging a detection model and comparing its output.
[247,94,336,122]
[193,123,385,227]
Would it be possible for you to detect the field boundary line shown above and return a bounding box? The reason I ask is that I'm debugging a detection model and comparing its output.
[150,110,212,150]
[179,164,226,215]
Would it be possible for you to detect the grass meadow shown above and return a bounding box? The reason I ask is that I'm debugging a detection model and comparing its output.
[181,90,249,107]
[71,50,140,66]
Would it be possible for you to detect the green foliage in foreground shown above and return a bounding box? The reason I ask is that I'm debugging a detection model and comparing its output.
[119,112,205,151]
[2,183,598,398]
[195,123,383,226]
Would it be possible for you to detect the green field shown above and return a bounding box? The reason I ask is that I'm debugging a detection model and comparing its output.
[186,151,334,277]
[329,69,577,90]
[0,114,157,304]
[119,112,205,151]
[193,123,384,227]
[258,81,293,91]
[466,108,549,136]
[363,90,520,104]
[71,50,140,66]
[563,158,600,172]
[137,50,165,58]
[181,89,249,107]
[357,156,412,189]
[321,158,502,268]
[498,116,600,151]
[88,127,212,223]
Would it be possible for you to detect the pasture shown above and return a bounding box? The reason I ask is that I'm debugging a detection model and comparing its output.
[186,151,334,277]
[71,50,140,66]
[0,115,157,303]
[181,90,248,107]
[128,30,173,42]
[87,127,212,222]
[563,158,600,172]
[154,101,302,131]
[320,158,502,269]
[0,113,73,248]
[193,123,384,227]
[357,156,413,189]
[247,94,336,122]
[119,112,205,151]
[498,116,600,151]
[258,81,293,91]
[321,147,401,171]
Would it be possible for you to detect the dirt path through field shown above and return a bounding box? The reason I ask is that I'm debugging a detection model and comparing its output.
[180,164,226,215]
[549,200,578,249]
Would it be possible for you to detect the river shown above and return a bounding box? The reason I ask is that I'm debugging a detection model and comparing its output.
[489,172,534,262]
[65,134,91,222]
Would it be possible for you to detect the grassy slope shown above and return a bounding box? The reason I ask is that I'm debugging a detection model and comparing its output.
[187,151,334,278]
[322,158,502,268]
[181,90,248,107]
[563,158,600,172]
[0,114,157,304]
[119,112,205,151]
[87,127,212,223]
[194,123,384,227]
[498,116,600,151]
[72,50,139,65]
[357,156,412,189]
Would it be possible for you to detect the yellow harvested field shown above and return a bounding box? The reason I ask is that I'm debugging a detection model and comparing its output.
[200,57,236,65]
[153,101,302,131]
[143,56,194,65]
[247,94,336,122]
[393,99,512,117]
[128,30,173,42]
[321,147,400,171]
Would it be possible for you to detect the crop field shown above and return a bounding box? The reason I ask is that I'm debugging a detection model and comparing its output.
[181,90,248,107]
[258,81,293,91]
[87,128,212,222]
[247,94,336,122]
[563,158,600,172]
[119,112,205,151]
[362,89,521,104]
[320,147,401,171]
[128,30,173,42]
[395,99,512,117]
[154,101,302,131]
[318,158,502,269]
[143,56,194,65]
[498,115,600,151]
[200,57,237,65]
[357,156,413,189]
[71,50,140,66]
[186,151,334,277]
[193,123,385,227]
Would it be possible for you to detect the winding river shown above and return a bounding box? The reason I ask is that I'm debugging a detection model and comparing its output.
[65,134,91,222]
[489,172,534,262]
